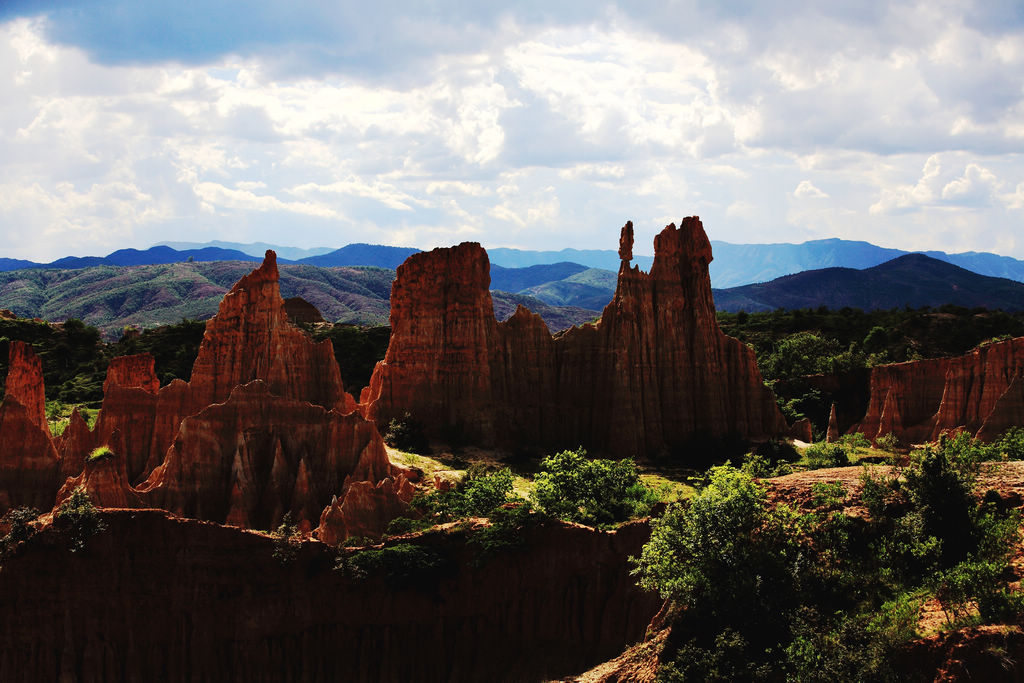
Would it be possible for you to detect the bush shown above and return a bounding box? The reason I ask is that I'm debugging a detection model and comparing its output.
[531,448,656,526]
[992,427,1024,461]
[87,445,113,463]
[345,542,446,586]
[875,432,901,452]
[53,487,106,553]
[271,513,301,564]
[0,507,39,557]
[804,442,850,469]
[415,465,517,523]
[383,412,430,454]
[810,481,846,508]
[468,502,538,565]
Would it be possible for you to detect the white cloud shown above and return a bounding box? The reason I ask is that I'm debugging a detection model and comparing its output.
[793,180,828,198]
[0,5,1022,261]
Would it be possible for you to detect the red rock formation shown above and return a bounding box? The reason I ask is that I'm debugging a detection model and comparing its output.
[363,218,787,456]
[0,342,58,512]
[0,509,659,682]
[188,250,354,414]
[4,340,46,430]
[55,408,95,482]
[136,381,395,531]
[54,442,140,509]
[283,296,325,324]
[91,353,162,483]
[852,337,1024,443]
[826,403,840,442]
[66,251,358,483]
[789,418,813,443]
[316,474,415,544]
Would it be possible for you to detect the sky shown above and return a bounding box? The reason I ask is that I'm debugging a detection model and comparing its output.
[0,0,1022,261]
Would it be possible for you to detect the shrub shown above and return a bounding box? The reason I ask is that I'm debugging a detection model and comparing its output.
[531,448,656,526]
[804,442,850,469]
[875,432,901,452]
[468,502,538,565]
[810,481,847,508]
[992,427,1024,461]
[416,465,517,523]
[0,506,40,557]
[87,445,113,463]
[271,513,301,565]
[383,412,430,454]
[53,487,106,553]
[346,542,446,586]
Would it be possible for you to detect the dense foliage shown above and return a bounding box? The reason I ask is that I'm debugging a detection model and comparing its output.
[634,433,1023,681]
[719,305,1024,435]
[530,448,658,527]
[718,306,1024,375]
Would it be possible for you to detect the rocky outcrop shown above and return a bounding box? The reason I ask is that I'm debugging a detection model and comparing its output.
[316,474,416,544]
[283,296,325,324]
[4,341,47,430]
[0,509,660,683]
[188,251,354,414]
[136,381,395,531]
[826,404,840,442]
[0,342,58,512]
[851,337,1024,443]
[0,251,406,535]
[363,218,787,457]
[55,444,140,509]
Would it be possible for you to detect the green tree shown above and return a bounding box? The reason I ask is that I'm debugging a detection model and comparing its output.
[530,448,655,526]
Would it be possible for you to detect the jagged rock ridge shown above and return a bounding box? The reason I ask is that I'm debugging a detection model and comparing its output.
[2,252,409,539]
[363,217,788,456]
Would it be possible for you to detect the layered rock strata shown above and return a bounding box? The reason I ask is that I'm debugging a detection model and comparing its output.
[363,218,787,456]
[852,336,1024,443]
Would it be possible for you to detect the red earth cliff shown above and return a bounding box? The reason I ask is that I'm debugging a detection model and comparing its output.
[0,342,58,512]
[136,380,396,532]
[851,336,1024,443]
[363,218,787,456]
[0,251,407,537]
[0,510,660,683]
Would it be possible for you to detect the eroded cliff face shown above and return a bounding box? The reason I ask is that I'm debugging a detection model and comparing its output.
[0,342,58,512]
[0,251,404,537]
[363,218,787,456]
[0,510,660,683]
[136,380,394,531]
[852,336,1024,443]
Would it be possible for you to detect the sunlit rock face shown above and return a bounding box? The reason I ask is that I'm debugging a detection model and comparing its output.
[853,336,1024,443]
[0,342,58,512]
[0,251,409,537]
[363,217,788,457]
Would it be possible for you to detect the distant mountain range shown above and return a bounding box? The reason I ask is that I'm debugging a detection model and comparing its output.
[0,262,600,339]
[5,237,1023,287]
[157,240,334,261]
[0,241,1021,337]
[711,254,1024,313]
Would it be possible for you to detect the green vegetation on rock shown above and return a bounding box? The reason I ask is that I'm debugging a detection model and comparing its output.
[632,433,1023,681]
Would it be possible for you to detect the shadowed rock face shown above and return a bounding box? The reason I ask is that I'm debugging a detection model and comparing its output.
[0,509,659,683]
[852,336,1024,443]
[362,217,788,457]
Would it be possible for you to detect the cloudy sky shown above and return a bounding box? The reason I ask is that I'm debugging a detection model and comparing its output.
[1,0,1022,261]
